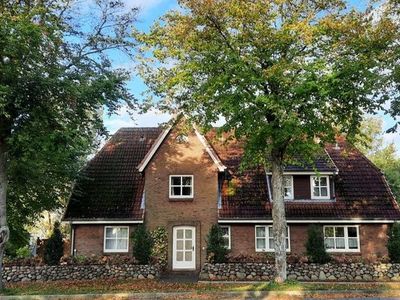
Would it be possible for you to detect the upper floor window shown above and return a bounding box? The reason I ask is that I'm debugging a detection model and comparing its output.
[311,176,330,199]
[255,225,290,252]
[284,176,294,200]
[104,226,129,253]
[169,175,193,198]
[220,225,231,249]
[324,226,360,252]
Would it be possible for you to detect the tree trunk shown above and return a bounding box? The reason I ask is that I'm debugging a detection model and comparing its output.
[0,140,9,290]
[271,155,287,283]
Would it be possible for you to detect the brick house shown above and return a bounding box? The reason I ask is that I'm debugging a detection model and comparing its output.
[63,120,400,271]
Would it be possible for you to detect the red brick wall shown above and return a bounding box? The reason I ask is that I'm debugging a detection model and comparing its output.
[228,224,388,262]
[144,124,219,270]
[73,225,136,256]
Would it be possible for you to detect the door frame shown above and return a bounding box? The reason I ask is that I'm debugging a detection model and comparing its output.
[172,226,196,270]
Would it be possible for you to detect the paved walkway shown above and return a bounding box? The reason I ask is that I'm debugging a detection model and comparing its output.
[2,290,400,300]
[158,271,199,283]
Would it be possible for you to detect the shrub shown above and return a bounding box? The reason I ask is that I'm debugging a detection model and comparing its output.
[206,224,228,263]
[150,226,167,268]
[132,225,153,264]
[43,221,64,265]
[388,222,400,262]
[305,225,330,263]
[16,245,31,258]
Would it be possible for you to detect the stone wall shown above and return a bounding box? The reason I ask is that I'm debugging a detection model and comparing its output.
[3,264,159,283]
[200,263,400,281]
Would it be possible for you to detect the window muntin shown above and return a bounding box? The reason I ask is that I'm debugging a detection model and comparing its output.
[169,175,193,198]
[284,176,294,200]
[255,225,290,252]
[324,226,360,252]
[311,176,330,199]
[104,226,129,253]
[220,226,231,249]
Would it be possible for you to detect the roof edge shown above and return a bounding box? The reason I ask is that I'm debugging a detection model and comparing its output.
[218,219,399,224]
[137,127,172,172]
[137,122,227,173]
[63,219,144,224]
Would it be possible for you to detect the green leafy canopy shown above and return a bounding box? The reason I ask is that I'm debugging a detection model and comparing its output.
[136,0,400,167]
[0,0,137,248]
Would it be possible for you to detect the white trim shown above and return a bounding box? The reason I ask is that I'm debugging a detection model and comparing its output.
[169,175,194,199]
[194,127,226,172]
[103,226,129,253]
[310,175,330,200]
[67,220,143,224]
[137,124,227,173]
[323,225,360,253]
[218,219,397,224]
[284,175,294,200]
[265,171,336,175]
[137,127,172,172]
[255,225,291,252]
[220,225,231,250]
[324,148,340,174]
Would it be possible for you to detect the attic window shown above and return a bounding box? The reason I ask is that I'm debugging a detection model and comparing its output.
[176,134,189,143]
[139,135,145,142]
[311,176,330,199]
[169,175,193,199]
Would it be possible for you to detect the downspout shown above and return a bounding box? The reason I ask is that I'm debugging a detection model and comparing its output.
[265,169,272,201]
[70,223,75,256]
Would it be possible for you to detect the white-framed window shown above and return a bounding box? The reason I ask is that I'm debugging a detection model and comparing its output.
[323,225,360,252]
[104,226,129,253]
[220,225,231,249]
[255,225,290,252]
[169,175,194,198]
[284,176,294,200]
[311,176,330,199]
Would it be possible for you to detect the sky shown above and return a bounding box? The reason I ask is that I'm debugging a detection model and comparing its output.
[103,0,399,152]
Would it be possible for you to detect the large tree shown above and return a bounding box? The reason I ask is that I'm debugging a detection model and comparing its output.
[0,0,137,288]
[136,0,399,281]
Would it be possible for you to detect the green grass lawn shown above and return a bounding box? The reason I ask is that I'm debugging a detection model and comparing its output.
[2,279,400,296]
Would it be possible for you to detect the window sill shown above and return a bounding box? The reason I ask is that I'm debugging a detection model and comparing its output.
[103,250,129,253]
[283,199,336,202]
[326,249,360,253]
[256,250,291,253]
[169,197,194,202]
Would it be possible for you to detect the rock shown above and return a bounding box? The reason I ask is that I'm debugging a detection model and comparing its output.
[363,274,372,281]
[311,275,318,281]
[319,271,326,280]
[288,274,297,280]
[236,272,246,279]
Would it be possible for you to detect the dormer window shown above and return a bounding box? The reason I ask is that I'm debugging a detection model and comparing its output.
[169,175,193,199]
[311,176,330,199]
[284,176,294,200]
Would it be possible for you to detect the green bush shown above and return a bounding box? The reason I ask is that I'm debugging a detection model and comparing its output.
[132,225,153,264]
[150,226,167,268]
[206,224,228,263]
[388,222,400,262]
[43,221,64,265]
[16,245,30,258]
[306,225,330,263]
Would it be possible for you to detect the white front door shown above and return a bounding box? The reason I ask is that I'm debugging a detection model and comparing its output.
[173,226,196,270]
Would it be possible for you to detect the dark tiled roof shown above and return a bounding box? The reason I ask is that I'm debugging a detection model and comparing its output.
[63,128,162,221]
[218,140,400,220]
[64,126,400,221]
